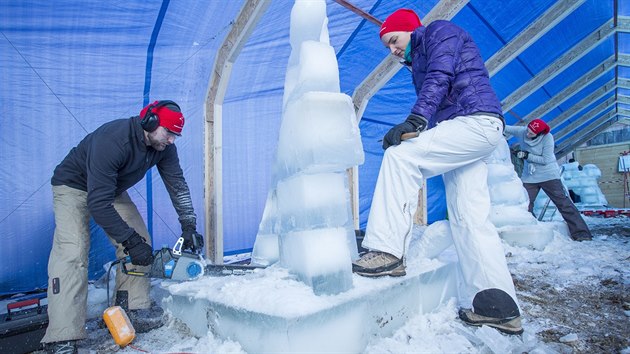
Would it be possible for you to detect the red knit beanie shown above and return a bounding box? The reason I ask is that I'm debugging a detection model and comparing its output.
[527,119,550,135]
[140,101,185,135]
[379,9,422,38]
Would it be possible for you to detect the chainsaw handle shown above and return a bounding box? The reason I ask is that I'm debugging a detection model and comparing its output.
[401,132,419,141]
[119,256,150,277]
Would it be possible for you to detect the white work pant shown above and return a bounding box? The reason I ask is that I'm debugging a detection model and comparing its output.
[362,115,518,308]
[42,185,152,343]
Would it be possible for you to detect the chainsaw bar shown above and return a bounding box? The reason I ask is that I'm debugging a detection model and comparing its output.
[204,263,265,276]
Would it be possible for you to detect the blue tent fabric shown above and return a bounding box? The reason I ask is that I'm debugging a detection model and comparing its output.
[0,0,625,295]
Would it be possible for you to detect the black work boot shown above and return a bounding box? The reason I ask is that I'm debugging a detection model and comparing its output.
[127,303,165,333]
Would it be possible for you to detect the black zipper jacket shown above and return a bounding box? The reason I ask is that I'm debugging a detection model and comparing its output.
[51,116,196,243]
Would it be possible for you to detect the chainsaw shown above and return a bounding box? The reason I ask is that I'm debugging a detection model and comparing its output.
[120,237,266,281]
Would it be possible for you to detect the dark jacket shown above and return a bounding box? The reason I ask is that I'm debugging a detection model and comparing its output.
[409,20,503,127]
[52,117,196,243]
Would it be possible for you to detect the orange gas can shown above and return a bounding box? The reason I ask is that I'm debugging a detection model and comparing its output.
[103,306,136,347]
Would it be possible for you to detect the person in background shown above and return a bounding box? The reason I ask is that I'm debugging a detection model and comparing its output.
[505,119,592,241]
[567,159,583,203]
[351,9,522,335]
[42,100,204,353]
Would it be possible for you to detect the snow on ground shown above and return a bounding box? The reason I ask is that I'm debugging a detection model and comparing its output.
[20,215,629,353]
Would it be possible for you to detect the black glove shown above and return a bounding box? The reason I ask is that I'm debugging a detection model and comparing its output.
[382,114,428,150]
[181,226,204,253]
[516,150,529,160]
[122,232,154,266]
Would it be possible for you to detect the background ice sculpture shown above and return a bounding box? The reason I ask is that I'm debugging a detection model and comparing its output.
[533,160,608,218]
[251,0,364,295]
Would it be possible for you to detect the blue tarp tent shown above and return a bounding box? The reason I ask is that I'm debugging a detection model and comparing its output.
[1,0,628,295]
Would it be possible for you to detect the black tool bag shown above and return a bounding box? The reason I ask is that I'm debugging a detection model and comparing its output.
[0,297,49,354]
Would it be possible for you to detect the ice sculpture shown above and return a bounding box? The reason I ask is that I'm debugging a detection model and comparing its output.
[251,0,363,295]
[533,160,608,216]
[487,140,555,250]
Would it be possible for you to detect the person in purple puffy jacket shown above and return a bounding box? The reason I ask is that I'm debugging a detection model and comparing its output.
[352,9,523,335]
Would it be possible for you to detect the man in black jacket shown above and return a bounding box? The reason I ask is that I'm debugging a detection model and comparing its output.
[42,100,203,353]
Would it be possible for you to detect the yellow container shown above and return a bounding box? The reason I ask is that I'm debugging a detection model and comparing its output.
[103,306,136,347]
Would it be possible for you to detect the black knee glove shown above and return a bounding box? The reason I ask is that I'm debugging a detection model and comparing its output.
[122,232,154,266]
[382,113,428,150]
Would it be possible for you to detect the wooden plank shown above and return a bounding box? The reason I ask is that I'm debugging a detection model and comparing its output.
[575,142,630,208]
[205,0,271,264]
[523,58,615,125]
[413,179,428,225]
[501,19,615,113]
[485,0,586,76]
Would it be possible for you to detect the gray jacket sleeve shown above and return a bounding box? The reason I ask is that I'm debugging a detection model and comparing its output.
[504,125,525,136]
[157,145,197,231]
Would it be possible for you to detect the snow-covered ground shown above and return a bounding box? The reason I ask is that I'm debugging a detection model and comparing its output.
[13,215,628,353]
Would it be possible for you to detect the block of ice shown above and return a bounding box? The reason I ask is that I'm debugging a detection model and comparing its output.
[498,224,554,250]
[251,233,279,266]
[276,92,364,179]
[406,220,454,260]
[488,178,529,205]
[489,205,536,228]
[289,0,328,51]
[163,260,458,353]
[279,227,353,295]
[476,324,514,353]
[256,190,279,236]
[291,41,340,99]
[276,172,350,231]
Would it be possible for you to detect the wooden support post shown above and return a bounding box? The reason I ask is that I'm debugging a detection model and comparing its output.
[413,180,428,226]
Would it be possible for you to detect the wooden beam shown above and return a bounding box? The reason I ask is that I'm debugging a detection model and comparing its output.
[332,0,381,26]
[547,79,616,129]
[555,115,619,158]
[485,0,585,76]
[413,179,428,225]
[619,77,630,89]
[619,95,630,105]
[204,0,271,264]
[521,57,616,124]
[553,96,616,141]
[618,16,630,32]
[619,54,630,67]
[501,19,615,113]
[555,109,617,152]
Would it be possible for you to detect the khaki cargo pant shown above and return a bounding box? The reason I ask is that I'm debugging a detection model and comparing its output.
[42,185,152,343]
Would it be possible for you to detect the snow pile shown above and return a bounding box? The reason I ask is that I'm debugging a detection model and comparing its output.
[61,216,627,353]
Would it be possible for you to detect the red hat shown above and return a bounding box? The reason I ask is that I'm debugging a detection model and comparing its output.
[527,119,550,135]
[140,101,185,135]
[379,9,422,38]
